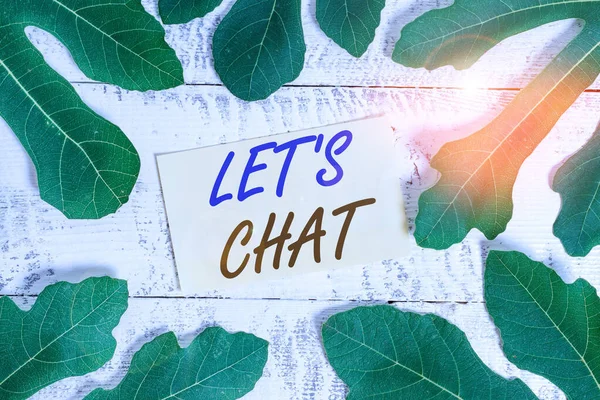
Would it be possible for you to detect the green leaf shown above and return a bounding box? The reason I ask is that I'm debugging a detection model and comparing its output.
[2,0,184,218]
[322,305,537,399]
[316,0,386,57]
[159,0,224,25]
[86,326,268,400]
[485,250,600,399]
[0,277,128,399]
[392,0,600,249]
[553,128,600,257]
[212,0,306,101]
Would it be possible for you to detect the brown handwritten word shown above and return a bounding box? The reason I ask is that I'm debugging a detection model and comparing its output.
[220,198,376,279]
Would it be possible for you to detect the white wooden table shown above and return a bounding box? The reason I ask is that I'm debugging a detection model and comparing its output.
[1,1,595,399]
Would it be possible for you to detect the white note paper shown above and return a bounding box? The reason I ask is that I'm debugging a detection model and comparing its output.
[157,117,410,292]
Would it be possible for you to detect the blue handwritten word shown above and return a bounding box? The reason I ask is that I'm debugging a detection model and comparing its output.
[210,130,353,207]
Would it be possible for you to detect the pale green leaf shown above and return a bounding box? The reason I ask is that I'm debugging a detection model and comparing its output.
[322,305,537,399]
[1,0,184,218]
[316,0,386,57]
[392,0,600,249]
[0,277,128,399]
[553,128,600,257]
[86,326,268,400]
[212,0,306,101]
[159,0,224,25]
[485,250,600,399]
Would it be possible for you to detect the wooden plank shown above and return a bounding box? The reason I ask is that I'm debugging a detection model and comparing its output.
[25,0,590,89]
[23,297,563,399]
[1,84,598,301]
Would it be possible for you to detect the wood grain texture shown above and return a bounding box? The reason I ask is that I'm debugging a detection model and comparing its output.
[15,298,560,400]
[24,0,588,89]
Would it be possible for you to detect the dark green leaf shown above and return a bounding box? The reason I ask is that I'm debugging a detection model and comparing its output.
[486,250,600,399]
[86,326,268,400]
[393,0,600,249]
[322,305,537,399]
[2,0,184,218]
[159,0,224,25]
[212,0,306,101]
[0,277,128,399]
[316,0,386,57]
[553,128,600,256]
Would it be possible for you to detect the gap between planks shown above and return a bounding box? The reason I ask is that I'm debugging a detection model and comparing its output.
[1,293,482,305]
[69,81,523,91]
[64,81,600,93]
